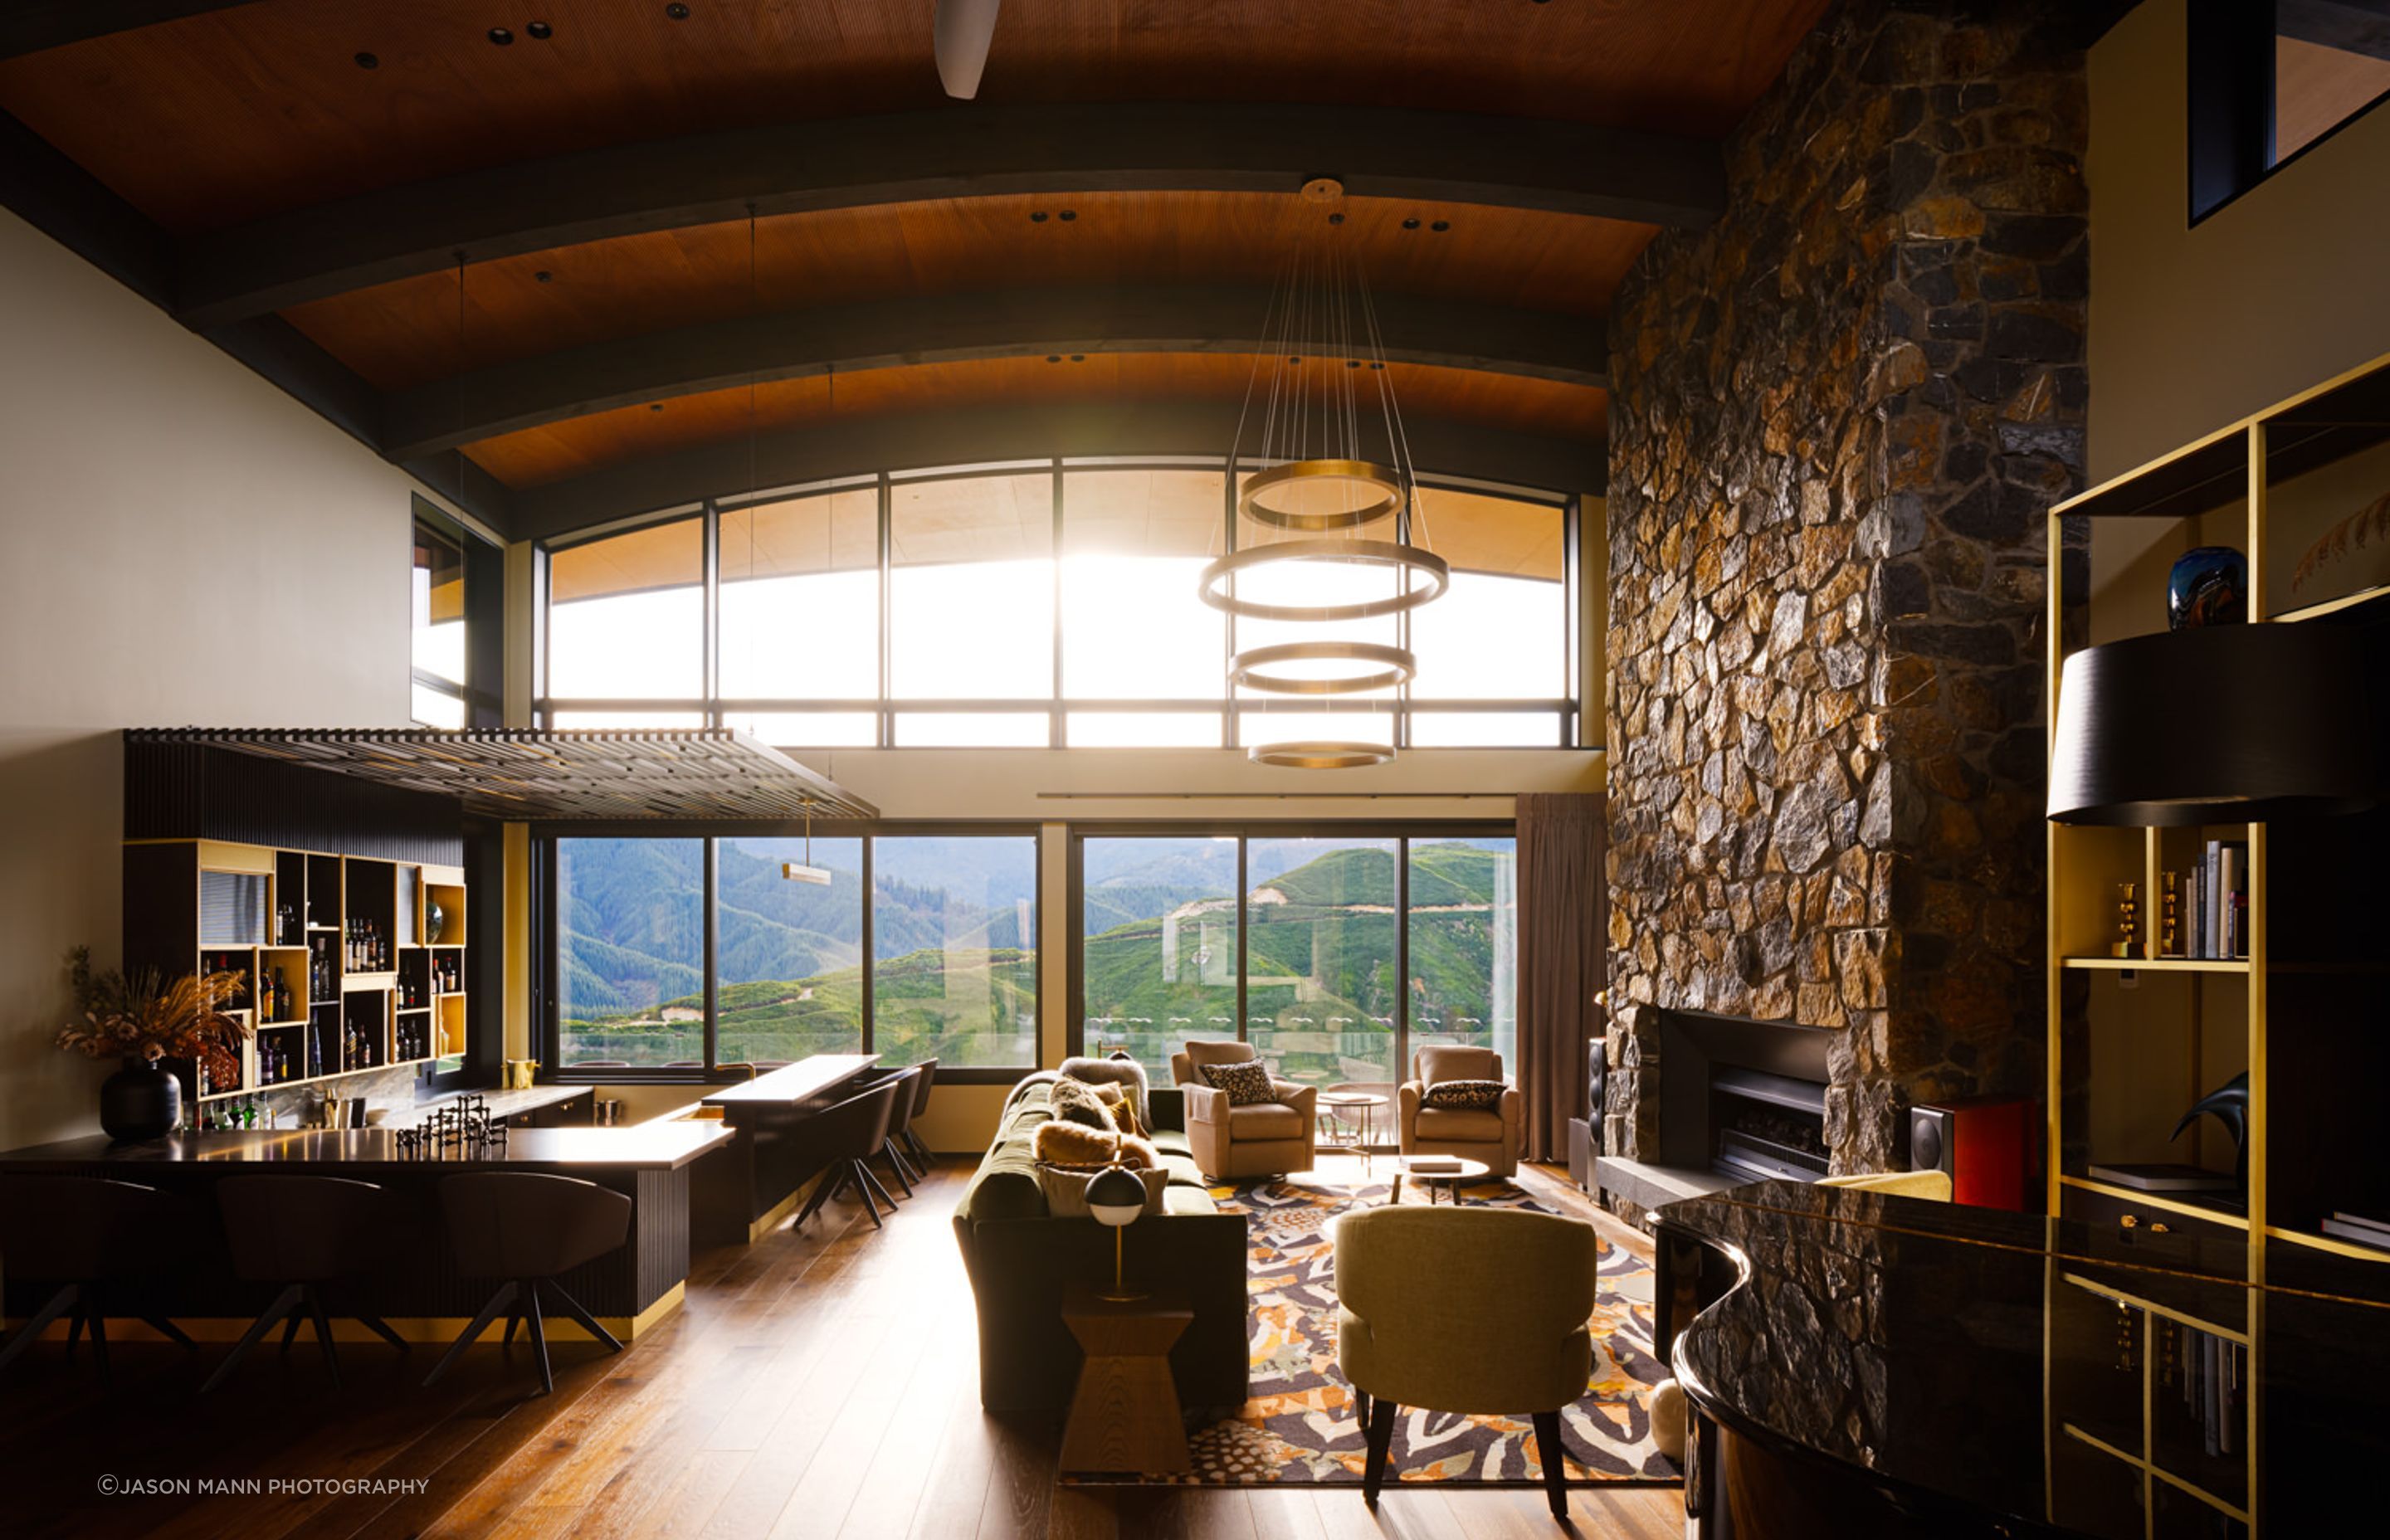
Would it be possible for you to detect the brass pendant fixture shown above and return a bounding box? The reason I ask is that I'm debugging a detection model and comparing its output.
[1211,178,1446,768]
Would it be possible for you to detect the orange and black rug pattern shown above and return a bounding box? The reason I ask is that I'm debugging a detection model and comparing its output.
[1068,1172,1680,1488]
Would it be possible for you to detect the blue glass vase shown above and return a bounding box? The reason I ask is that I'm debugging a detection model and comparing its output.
[2168,545,2246,629]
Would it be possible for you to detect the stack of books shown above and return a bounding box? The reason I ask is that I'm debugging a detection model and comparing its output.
[2320,1211,2390,1252]
[2161,841,2248,960]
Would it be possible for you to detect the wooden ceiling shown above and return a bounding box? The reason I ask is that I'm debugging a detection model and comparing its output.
[0,0,1835,537]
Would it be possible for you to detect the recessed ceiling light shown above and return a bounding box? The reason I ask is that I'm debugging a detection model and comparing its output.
[1046,354,1061,363]
[1346,359,1361,368]
[1057,209,1076,222]
[488,27,514,45]
[651,402,665,412]
[527,21,553,39]
[1431,220,1451,232]
[354,51,379,69]
[1401,217,1420,230]
[1070,353,1085,362]
[1328,212,1344,225]
[1030,211,1048,222]
[534,270,554,283]
[666,2,690,17]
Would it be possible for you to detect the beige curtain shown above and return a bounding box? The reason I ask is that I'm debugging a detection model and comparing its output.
[1516,792,1607,1162]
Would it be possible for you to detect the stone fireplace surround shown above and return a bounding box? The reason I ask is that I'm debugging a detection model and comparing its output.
[1599,0,2090,1218]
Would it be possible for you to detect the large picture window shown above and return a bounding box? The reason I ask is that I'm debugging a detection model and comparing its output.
[538,459,1579,748]
[545,830,1037,1079]
[1073,829,1516,1094]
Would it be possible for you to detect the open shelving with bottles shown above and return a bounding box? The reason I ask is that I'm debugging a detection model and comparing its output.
[2042,348,2390,1536]
[121,836,469,1113]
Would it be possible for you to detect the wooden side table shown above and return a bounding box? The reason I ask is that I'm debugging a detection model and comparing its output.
[1059,1282,1193,1474]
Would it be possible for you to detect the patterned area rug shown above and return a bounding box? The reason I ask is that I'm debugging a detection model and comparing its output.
[1074,1169,1678,1488]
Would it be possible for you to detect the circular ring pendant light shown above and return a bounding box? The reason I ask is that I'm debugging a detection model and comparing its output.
[1199,539,1450,622]
[1239,457,1404,530]
[1246,740,1397,770]
[1215,176,1451,768]
[1229,640,1415,695]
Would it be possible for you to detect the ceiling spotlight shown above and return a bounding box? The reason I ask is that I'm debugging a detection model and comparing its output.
[488,27,514,45]
[1328,212,1344,225]
[1030,211,1048,222]
[666,2,690,17]
[534,270,554,283]
[1401,217,1420,230]
[354,51,379,69]
[1046,354,1061,363]
[1070,353,1085,362]
[1431,220,1451,232]
[650,402,665,412]
[527,21,553,39]
[1058,209,1076,222]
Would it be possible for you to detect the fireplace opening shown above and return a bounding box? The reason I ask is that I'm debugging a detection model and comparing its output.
[1595,1006,1837,1211]
[1710,1066,1829,1184]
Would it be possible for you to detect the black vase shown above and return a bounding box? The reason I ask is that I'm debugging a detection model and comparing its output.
[100,1056,182,1142]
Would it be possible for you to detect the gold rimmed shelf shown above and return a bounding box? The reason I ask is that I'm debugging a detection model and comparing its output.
[2058,1175,2250,1230]
[2264,1226,2390,1264]
[2060,1425,2251,1528]
[2060,955,2249,973]
[2273,580,2390,624]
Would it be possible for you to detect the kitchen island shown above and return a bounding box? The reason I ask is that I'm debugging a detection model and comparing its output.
[0,1120,729,1343]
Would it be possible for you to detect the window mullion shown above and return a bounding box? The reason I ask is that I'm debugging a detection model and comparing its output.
[703,836,719,1071]
[1395,837,1411,1087]
[1235,836,1249,1045]
[861,836,876,1055]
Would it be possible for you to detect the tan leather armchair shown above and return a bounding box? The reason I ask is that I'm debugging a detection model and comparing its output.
[1397,1045,1521,1177]
[1335,1203,1596,1517]
[1171,1040,1316,1182]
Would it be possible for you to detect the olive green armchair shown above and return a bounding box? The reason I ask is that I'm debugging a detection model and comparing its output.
[1334,1203,1597,1518]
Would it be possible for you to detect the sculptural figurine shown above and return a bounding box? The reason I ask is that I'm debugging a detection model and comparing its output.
[2170,1072,2250,1183]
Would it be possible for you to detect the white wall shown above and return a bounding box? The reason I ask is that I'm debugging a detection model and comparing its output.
[2089,0,2390,481]
[0,208,446,1151]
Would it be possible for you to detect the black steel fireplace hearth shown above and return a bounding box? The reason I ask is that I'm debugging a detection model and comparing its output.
[1595,1007,1835,1213]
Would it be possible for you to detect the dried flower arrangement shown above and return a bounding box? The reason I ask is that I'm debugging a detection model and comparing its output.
[53,946,251,1072]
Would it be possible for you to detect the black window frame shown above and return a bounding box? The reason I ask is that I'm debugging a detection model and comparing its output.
[410,494,502,730]
[1065,820,1519,1085]
[531,458,1586,751]
[535,820,1042,1088]
[2188,0,2390,225]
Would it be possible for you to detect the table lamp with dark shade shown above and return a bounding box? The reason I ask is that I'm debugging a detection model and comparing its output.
[2048,623,2379,826]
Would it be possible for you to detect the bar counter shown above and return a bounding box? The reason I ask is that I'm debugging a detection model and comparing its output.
[694,1052,879,1245]
[0,1123,731,1343]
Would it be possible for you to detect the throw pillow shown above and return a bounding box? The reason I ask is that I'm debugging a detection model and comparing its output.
[1032,1118,1158,1169]
[1059,1052,1150,1128]
[1198,1060,1280,1107]
[1421,1078,1506,1111]
[1048,1076,1117,1133]
[1087,1081,1142,1138]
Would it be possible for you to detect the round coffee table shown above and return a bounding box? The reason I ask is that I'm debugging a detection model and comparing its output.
[1316,1091,1388,1172]
[1388,1155,1492,1205]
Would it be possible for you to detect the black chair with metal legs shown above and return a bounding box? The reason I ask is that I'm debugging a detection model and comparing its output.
[201,1176,408,1393]
[791,1079,906,1231]
[0,1175,195,1382]
[423,1172,632,1396]
[900,1058,939,1167]
[855,1065,925,1197]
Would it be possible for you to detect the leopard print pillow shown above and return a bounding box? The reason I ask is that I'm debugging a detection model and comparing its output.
[1198,1060,1279,1106]
[1421,1078,1506,1111]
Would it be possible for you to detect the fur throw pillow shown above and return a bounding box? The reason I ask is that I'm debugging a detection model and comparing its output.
[1198,1060,1280,1106]
[1421,1077,1507,1111]
[1032,1118,1159,1169]
[1047,1075,1117,1133]
[1059,1052,1150,1127]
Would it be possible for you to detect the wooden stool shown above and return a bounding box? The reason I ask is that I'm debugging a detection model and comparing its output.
[1058,1283,1193,1474]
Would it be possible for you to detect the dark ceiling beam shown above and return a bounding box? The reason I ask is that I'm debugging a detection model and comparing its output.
[173,102,1724,327]
[508,399,1604,544]
[383,284,1608,460]
[0,0,259,60]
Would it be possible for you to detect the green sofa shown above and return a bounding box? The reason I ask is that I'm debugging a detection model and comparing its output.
[951,1076,1251,1411]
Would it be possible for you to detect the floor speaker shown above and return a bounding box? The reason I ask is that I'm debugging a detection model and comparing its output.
[1910,1097,2036,1211]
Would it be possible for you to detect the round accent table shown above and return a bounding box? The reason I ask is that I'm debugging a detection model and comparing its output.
[1387,1155,1492,1205]
[1316,1090,1388,1173]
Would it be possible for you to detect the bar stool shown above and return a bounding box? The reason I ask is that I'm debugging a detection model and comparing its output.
[900,1058,939,1166]
[856,1065,925,1196]
[791,1079,906,1230]
[424,1172,632,1396]
[202,1175,408,1393]
[0,1174,194,1381]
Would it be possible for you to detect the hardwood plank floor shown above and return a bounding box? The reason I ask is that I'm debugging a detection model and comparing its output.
[0,1157,1680,1539]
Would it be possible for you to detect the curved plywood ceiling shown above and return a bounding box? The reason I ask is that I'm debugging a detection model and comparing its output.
[0,0,1836,534]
